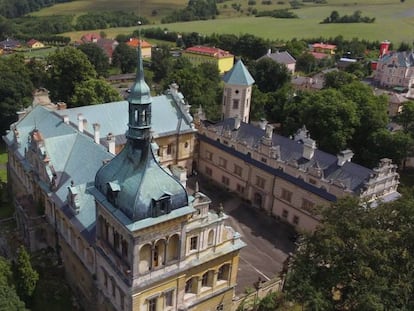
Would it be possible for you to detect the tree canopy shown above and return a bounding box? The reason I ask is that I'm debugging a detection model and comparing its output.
[285,195,414,310]
[14,246,39,304]
[77,43,110,78]
[112,42,137,74]
[0,256,26,311]
[0,54,33,135]
[46,47,97,104]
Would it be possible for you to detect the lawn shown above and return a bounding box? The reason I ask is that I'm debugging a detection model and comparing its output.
[57,0,414,45]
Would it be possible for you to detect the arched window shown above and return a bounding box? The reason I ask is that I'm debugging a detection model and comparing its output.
[139,244,151,273]
[218,264,230,281]
[207,230,214,246]
[167,234,179,262]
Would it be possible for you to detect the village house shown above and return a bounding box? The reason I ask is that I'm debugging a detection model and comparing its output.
[257,49,296,73]
[182,46,234,74]
[126,38,152,58]
[27,39,45,49]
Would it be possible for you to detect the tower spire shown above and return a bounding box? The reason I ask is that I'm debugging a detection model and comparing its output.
[126,21,152,141]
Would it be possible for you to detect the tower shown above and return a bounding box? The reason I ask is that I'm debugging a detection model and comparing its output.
[222,59,255,123]
[93,33,244,311]
[379,40,391,58]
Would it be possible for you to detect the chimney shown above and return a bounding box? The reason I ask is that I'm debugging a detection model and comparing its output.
[16,110,27,121]
[259,118,268,130]
[294,125,309,142]
[302,137,316,160]
[234,116,241,130]
[77,113,84,132]
[107,133,116,155]
[267,48,271,55]
[337,149,354,166]
[62,115,69,124]
[57,102,67,110]
[265,124,273,140]
[93,123,100,144]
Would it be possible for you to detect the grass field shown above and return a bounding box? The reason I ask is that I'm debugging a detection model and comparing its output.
[52,0,414,45]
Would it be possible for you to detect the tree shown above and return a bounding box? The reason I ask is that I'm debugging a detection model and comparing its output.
[284,89,359,154]
[285,195,414,310]
[70,78,122,107]
[396,100,414,135]
[295,52,317,74]
[0,54,34,134]
[77,43,110,77]
[46,47,97,104]
[13,246,39,304]
[324,71,356,89]
[112,42,137,74]
[151,44,173,83]
[251,57,291,93]
[0,256,26,311]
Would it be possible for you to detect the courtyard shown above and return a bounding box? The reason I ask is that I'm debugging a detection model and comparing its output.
[187,176,297,295]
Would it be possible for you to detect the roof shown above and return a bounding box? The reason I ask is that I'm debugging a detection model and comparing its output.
[201,118,375,196]
[258,51,296,64]
[312,43,336,50]
[0,38,21,49]
[54,90,195,143]
[222,59,255,86]
[126,38,152,48]
[81,33,101,43]
[3,105,113,243]
[27,39,40,46]
[96,38,118,57]
[311,52,331,59]
[184,45,233,59]
[94,46,188,222]
[378,51,414,68]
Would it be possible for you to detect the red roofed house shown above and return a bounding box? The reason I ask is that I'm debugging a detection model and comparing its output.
[96,38,119,64]
[81,33,101,43]
[182,45,235,74]
[27,39,44,49]
[310,42,336,59]
[126,38,152,58]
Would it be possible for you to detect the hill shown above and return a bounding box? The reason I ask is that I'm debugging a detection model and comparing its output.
[34,0,414,45]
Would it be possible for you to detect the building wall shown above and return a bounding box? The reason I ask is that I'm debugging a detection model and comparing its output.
[182,52,234,74]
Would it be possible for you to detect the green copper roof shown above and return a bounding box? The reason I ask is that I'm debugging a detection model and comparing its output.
[95,40,188,222]
[222,59,255,86]
[128,46,151,105]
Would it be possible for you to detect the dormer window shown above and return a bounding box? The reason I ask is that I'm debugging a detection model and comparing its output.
[68,186,81,214]
[106,181,120,206]
[152,193,172,217]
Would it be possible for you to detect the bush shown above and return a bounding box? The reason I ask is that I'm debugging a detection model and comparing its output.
[248,0,257,4]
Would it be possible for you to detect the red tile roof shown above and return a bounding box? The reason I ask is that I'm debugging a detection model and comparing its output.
[184,45,233,58]
[312,43,336,50]
[126,38,152,48]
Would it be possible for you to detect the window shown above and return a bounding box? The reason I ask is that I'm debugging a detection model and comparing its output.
[153,245,159,267]
[165,290,174,307]
[113,231,120,251]
[166,144,173,155]
[190,236,198,251]
[219,157,227,168]
[148,297,157,311]
[302,199,315,212]
[208,230,214,246]
[281,189,292,202]
[234,164,242,176]
[236,184,245,194]
[205,166,212,176]
[206,150,213,161]
[185,278,196,293]
[293,215,299,225]
[222,176,229,186]
[232,99,239,109]
[309,178,317,185]
[218,264,230,281]
[202,271,213,287]
[261,157,267,163]
[256,176,265,189]
[282,209,288,218]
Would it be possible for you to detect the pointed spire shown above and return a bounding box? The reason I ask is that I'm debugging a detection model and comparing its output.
[126,21,152,141]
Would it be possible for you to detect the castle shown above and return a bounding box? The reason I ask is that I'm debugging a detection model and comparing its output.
[3,45,245,311]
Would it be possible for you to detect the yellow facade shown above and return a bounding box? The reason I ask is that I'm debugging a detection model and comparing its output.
[182,50,234,74]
